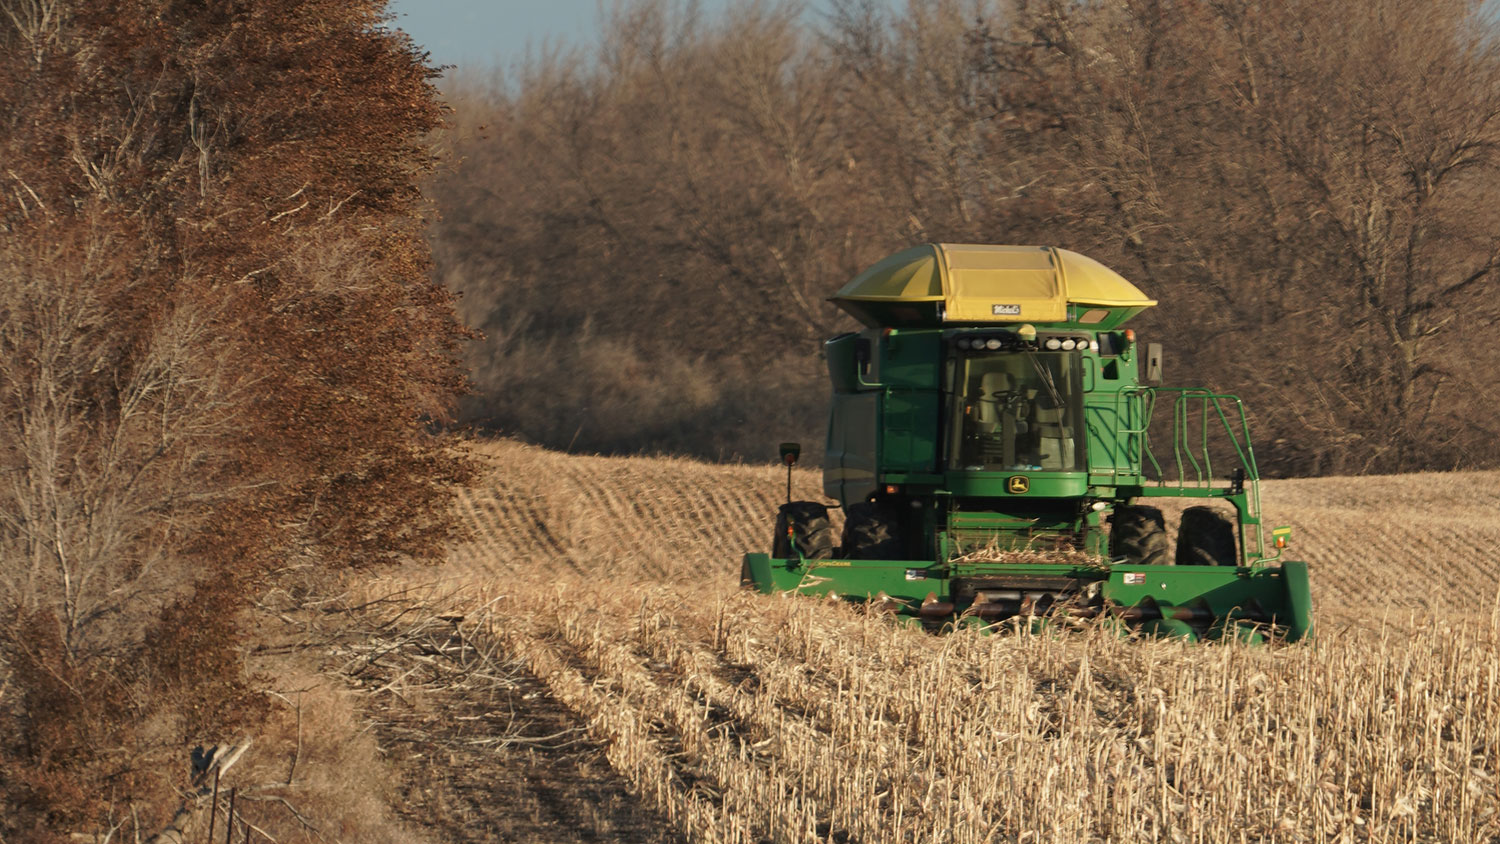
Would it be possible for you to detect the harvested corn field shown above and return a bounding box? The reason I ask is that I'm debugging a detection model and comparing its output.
[361,439,1500,843]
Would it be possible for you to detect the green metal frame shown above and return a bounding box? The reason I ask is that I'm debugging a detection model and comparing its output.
[741,552,1312,642]
[1121,387,1279,566]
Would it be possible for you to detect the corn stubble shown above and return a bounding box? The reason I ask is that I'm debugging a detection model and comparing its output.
[439,581,1494,844]
[430,441,1500,842]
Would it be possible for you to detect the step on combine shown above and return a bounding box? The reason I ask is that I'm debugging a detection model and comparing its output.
[742,244,1312,642]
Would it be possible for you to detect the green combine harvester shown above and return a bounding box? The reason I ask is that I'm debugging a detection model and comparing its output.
[742,244,1312,642]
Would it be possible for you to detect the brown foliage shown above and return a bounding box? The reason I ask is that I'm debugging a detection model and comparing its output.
[434,0,1500,474]
[0,0,471,836]
[4,612,145,836]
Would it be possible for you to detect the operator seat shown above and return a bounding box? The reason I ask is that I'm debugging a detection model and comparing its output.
[974,371,1021,467]
[1032,394,1075,470]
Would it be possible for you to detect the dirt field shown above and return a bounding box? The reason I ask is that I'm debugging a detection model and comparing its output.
[357,439,1500,843]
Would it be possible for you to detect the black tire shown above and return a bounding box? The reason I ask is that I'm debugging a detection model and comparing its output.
[1109,504,1170,565]
[840,501,902,560]
[1175,506,1238,566]
[773,501,836,560]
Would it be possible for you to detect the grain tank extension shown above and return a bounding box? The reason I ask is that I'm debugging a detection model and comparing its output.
[741,244,1312,642]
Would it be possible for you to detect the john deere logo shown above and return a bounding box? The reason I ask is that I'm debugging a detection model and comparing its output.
[1007,475,1030,494]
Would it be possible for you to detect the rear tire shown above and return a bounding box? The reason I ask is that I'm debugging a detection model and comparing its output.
[773,502,836,560]
[840,501,902,560]
[1109,505,1170,565]
[1175,506,1238,566]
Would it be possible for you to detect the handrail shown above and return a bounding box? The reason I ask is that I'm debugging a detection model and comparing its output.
[1148,388,1260,487]
[1097,387,1268,562]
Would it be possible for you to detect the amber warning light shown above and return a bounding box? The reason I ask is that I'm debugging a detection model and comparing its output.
[1272,526,1292,549]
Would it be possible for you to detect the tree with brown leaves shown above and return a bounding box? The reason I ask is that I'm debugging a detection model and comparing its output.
[0,1,471,837]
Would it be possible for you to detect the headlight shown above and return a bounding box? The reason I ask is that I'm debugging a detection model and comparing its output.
[1061,339,1076,350]
[1045,338,1061,350]
[985,338,1002,350]
[956,338,971,349]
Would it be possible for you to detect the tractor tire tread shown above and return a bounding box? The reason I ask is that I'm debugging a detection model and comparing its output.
[774,501,836,560]
[1110,504,1170,566]
[840,501,902,560]
[1176,505,1238,566]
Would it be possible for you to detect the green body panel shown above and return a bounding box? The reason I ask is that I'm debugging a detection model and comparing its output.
[1082,350,1145,483]
[882,388,941,473]
[878,332,943,475]
[772,251,1313,642]
[825,391,879,503]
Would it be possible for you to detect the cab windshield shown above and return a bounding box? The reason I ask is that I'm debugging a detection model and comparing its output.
[946,352,1086,472]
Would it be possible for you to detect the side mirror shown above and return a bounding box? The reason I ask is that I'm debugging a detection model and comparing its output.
[1145,343,1164,384]
[779,442,801,466]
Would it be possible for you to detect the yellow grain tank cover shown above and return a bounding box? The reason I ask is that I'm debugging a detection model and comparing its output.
[831,244,1157,325]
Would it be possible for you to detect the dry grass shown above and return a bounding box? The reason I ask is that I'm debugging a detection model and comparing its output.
[950,539,1104,566]
[331,595,683,843]
[360,439,1500,843]
[243,675,422,844]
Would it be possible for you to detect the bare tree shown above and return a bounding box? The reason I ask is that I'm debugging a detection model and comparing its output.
[986,0,1500,473]
[0,215,245,662]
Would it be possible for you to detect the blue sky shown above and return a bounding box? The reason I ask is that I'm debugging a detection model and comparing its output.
[384,1,605,70]
[384,1,844,71]
[386,1,1500,73]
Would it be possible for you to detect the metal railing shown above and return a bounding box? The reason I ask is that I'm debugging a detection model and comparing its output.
[1093,387,1269,562]
[1143,388,1260,487]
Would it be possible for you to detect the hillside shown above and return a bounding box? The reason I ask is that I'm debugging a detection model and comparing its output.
[448,439,1500,621]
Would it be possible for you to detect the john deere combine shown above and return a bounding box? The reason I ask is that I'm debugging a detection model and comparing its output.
[741,244,1311,642]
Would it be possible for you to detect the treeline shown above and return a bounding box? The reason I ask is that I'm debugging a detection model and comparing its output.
[434,0,1500,476]
[0,1,468,838]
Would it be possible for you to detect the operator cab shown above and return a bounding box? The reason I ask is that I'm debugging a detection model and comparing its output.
[945,339,1086,473]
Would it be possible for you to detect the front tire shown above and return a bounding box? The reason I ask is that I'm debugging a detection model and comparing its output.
[1175,506,1238,566]
[1109,504,1170,565]
[773,501,836,560]
[840,501,902,559]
